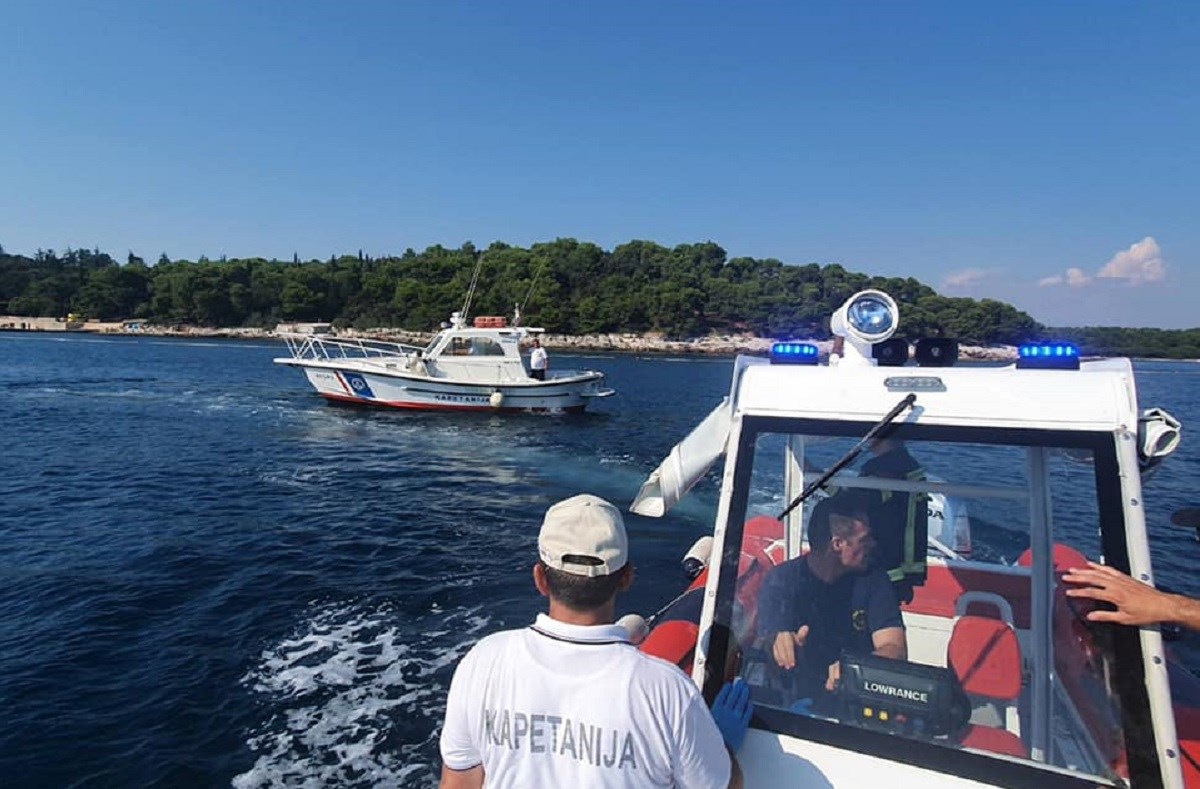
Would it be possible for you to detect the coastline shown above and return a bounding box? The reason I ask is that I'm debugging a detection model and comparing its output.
[0,314,1022,361]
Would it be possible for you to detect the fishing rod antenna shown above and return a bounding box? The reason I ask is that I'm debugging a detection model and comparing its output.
[777,393,917,521]
[517,259,545,325]
[460,250,484,324]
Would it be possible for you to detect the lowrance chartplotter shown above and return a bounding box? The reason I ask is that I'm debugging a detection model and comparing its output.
[838,652,971,739]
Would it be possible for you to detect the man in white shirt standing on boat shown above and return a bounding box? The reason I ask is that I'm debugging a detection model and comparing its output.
[439,493,749,789]
[529,338,548,380]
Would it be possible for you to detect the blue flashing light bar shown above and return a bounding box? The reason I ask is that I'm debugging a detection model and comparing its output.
[771,342,820,365]
[1016,343,1080,370]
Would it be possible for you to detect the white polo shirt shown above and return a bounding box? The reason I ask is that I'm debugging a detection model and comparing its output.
[530,346,548,371]
[440,614,731,788]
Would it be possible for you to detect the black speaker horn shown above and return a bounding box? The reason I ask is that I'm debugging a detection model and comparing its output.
[914,338,959,367]
[872,337,910,367]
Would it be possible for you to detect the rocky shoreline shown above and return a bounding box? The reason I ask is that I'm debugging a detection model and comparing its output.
[0,315,1020,361]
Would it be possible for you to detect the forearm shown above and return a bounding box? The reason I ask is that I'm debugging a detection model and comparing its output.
[1165,592,1200,631]
[871,627,908,660]
[439,764,483,789]
[725,746,744,789]
[874,641,906,660]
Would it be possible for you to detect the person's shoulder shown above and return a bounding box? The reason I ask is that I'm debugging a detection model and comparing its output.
[891,448,920,471]
[854,568,895,595]
[853,570,902,616]
[628,648,703,690]
[456,627,524,665]
[764,555,814,593]
[770,555,807,578]
[865,448,919,474]
[626,652,715,715]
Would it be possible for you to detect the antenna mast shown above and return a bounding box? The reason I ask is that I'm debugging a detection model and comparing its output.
[517,260,544,323]
[460,251,484,324]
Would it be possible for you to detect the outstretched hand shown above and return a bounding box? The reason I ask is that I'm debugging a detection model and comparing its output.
[1062,561,1172,626]
[772,625,809,670]
[711,678,753,752]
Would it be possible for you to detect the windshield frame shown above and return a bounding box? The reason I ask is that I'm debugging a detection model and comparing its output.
[698,414,1159,788]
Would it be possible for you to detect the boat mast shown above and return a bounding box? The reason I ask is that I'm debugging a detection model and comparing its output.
[459,251,484,326]
[516,260,544,327]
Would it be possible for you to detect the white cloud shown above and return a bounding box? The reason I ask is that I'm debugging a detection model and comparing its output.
[1065,267,1091,287]
[1037,237,1164,288]
[1097,236,1165,285]
[1037,269,1090,287]
[942,268,990,290]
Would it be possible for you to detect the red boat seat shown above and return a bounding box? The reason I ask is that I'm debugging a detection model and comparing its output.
[960,725,1028,758]
[947,614,1028,758]
[1016,543,1090,573]
[949,616,1023,699]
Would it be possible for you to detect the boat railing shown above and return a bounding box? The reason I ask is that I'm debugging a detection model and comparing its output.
[278,332,426,361]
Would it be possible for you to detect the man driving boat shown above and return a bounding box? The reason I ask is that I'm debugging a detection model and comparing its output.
[757,490,907,710]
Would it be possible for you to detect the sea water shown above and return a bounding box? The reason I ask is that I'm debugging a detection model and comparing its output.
[0,334,1196,787]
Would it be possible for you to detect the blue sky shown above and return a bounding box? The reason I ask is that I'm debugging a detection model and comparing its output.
[2,2,1197,328]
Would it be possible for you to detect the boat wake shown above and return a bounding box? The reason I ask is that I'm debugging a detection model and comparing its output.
[234,600,491,789]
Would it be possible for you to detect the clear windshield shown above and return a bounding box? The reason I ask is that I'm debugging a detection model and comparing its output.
[719,422,1135,785]
[449,336,507,356]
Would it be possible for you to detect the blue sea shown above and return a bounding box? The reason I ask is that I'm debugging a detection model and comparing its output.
[1,333,1197,788]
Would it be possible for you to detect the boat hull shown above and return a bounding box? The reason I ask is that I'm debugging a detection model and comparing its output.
[278,360,612,413]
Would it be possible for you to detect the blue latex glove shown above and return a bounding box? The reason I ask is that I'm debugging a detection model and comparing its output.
[710,678,753,752]
[788,697,815,715]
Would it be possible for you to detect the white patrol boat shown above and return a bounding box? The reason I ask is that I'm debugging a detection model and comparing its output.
[274,311,614,413]
[626,289,1199,788]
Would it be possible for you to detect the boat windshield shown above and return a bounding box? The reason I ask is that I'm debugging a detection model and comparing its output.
[449,336,507,356]
[711,418,1155,786]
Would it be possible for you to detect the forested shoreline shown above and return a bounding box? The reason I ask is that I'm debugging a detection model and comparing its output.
[1,239,1197,358]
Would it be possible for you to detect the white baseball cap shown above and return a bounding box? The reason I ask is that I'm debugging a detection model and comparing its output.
[538,494,629,577]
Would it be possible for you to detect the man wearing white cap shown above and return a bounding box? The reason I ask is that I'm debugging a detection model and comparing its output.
[439,493,748,788]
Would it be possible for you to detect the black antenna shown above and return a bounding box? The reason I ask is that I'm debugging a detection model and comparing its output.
[460,251,484,324]
[777,393,917,521]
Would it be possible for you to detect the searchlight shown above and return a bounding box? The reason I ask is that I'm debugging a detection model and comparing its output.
[831,290,900,366]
